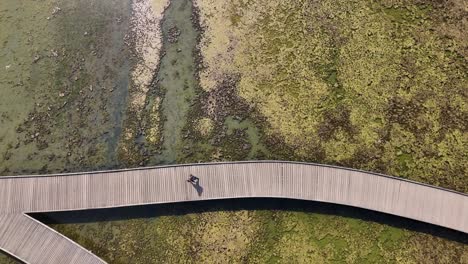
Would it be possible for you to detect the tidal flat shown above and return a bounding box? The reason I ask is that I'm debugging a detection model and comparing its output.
[1,0,467,263]
[0,0,132,175]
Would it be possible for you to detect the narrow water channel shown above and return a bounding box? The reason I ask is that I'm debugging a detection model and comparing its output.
[152,0,198,164]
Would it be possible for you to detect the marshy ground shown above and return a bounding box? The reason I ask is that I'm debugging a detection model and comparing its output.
[0,0,467,263]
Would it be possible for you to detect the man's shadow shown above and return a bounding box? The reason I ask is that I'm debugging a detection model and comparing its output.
[188,176,203,196]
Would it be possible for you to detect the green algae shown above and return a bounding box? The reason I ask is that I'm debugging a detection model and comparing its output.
[225,116,268,159]
[0,0,133,259]
[0,0,56,175]
[144,0,199,164]
[0,0,133,175]
[198,0,467,192]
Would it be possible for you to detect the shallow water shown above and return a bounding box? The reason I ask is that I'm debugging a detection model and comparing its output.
[225,116,269,159]
[0,0,133,175]
[151,0,198,164]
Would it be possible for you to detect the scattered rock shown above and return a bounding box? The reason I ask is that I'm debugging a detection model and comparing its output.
[59,92,65,97]
[50,49,58,57]
[167,26,181,43]
[52,6,61,15]
[33,55,41,63]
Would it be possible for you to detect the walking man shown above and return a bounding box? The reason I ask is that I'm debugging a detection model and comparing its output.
[187,174,199,184]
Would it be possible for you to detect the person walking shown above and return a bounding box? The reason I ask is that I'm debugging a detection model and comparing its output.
[187,174,199,184]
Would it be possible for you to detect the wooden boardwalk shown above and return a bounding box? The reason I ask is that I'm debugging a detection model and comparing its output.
[0,161,466,264]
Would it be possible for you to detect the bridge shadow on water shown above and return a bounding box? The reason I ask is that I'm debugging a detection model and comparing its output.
[31,198,467,244]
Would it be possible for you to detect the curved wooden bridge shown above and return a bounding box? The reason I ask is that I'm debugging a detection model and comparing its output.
[0,161,467,264]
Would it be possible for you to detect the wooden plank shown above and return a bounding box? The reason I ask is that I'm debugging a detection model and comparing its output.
[0,214,105,264]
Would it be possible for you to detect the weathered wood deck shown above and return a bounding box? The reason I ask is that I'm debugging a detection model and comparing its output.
[0,161,467,264]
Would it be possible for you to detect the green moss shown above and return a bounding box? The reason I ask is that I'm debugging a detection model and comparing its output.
[0,253,18,264]
[204,0,468,192]
[239,208,416,263]
[383,4,432,23]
